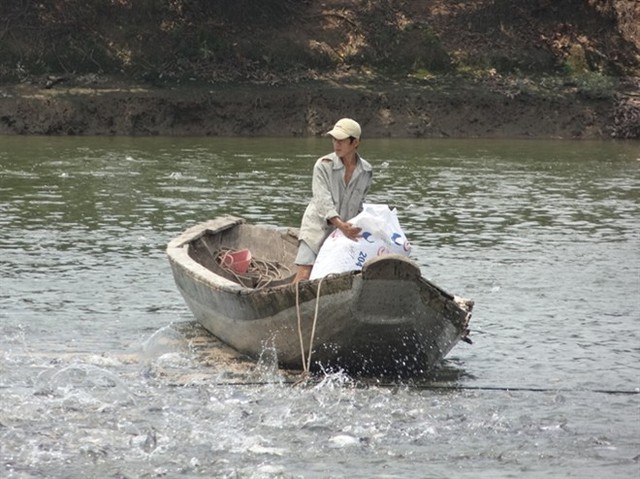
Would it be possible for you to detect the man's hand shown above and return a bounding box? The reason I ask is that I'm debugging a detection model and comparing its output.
[330,217,361,241]
[341,222,362,241]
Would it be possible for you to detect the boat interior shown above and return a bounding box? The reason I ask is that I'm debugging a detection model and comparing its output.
[188,223,298,288]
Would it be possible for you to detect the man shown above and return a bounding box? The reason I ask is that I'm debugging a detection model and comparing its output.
[294,118,373,282]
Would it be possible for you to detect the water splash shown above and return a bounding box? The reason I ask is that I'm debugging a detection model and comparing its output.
[35,363,138,407]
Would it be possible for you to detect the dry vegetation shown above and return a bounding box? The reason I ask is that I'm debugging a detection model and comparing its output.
[0,0,638,138]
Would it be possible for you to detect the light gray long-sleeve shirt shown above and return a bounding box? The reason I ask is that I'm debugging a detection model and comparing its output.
[298,152,373,254]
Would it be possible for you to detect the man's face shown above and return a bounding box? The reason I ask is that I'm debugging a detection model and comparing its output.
[331,137,359,158]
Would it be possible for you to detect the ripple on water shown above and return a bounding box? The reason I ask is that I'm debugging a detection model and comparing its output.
[1,138,638,478]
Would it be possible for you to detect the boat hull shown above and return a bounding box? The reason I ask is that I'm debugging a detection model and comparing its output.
[167,217,472,375]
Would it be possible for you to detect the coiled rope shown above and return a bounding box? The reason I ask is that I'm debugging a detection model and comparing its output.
[215,248,291,289]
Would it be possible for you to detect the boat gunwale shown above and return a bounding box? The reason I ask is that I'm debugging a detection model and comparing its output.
[167,217,473,313]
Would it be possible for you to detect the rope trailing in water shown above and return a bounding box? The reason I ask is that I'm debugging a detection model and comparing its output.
[295,277,325,375]
[185,380,639,396]
[295,281,307,372]
[307,277,324,370]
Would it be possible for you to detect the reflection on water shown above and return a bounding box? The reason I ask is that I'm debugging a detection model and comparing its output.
[1,137,638,478]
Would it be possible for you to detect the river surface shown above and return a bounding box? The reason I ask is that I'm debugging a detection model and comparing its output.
[1,136,639,478]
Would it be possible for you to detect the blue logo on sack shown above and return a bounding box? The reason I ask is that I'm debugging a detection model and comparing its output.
[391,233,404,246]
[362,232,375,243]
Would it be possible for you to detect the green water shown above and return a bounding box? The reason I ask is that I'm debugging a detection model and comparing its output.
[1,136,638,478]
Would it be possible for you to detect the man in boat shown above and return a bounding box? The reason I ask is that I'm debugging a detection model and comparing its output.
[294,118,373,282]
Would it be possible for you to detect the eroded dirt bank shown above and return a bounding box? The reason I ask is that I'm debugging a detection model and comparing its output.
[1,77,638,139]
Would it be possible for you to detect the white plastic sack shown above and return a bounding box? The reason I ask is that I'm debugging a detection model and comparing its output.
[310,204,412,280]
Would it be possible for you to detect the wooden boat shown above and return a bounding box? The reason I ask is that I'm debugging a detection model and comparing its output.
[166,216,473,376]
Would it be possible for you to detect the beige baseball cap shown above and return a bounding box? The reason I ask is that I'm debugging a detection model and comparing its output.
[326,118,361,140]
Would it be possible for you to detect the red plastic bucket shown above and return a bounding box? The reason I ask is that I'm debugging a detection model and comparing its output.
[221,249,252,274]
